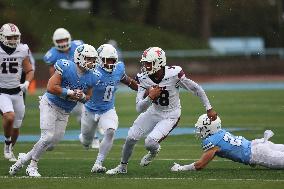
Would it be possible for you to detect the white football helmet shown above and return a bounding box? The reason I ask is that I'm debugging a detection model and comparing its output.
[74,44,98,71]
[97,44,118,72]
[195,114,222,139]
[140,47,166,75]
[52,28,71,51]
[0,23,21,48]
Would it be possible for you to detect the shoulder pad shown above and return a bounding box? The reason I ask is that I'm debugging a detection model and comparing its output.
[72,40,84,46]
[165,66,182,78]
[54,59,72,75]
[136,72,146,81]
[17,44,30,55]
[43,47,58,65]
[116,61,125,71]
[18,43,29,50]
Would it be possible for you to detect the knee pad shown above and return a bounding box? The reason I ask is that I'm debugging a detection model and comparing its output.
[145,137,160,152]
[41,131,55,146]
[125,136,138,145]
[105,128,115,139]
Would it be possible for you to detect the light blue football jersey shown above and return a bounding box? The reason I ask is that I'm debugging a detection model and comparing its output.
[202,129,252,164]
[45,59,99,113]
[43,40,83,65]
[85,62,126,114]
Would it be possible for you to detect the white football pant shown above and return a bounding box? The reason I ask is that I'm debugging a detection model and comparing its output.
[128,107,181,142]
[21,95,70,162]
[250,140,284,169]
[0,92,25,128]
[80,107,118,146]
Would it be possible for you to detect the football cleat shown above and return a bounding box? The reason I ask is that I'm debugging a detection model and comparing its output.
[106,164,127,175]
[140,146,161,167]
[170,162,182,172]
[8,153,17,162]
[91,163,106,173]
[9,153,27,175]
[264,130,274,142]
[26,165,41,177]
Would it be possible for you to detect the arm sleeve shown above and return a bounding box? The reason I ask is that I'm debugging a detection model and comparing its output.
[118,62,126,80]
[202,139,215,152]
[29,52,36,70]
[54,60,68,76]
[135,86,152,113]
[178,74,212,111]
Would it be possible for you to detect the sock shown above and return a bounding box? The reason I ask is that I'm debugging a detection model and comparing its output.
[5,137,12,145]
[96,129,115,165]
[95,153,105,165]
[30,159,38,167]
[121,137,138,164]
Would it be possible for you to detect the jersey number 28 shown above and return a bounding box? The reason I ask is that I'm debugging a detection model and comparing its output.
[153,90,169,106]
[223,132,242,146]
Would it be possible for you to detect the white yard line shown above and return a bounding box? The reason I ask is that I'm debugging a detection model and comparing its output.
[1,176,284,182]
[37,157,239,162]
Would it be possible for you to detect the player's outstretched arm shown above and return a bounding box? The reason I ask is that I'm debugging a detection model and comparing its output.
[179,76,211,109]
[171,147,218,172]
[178,73,217,120]
[120,74,138,91]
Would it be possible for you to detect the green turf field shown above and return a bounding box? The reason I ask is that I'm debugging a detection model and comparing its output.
[1,90,284,189]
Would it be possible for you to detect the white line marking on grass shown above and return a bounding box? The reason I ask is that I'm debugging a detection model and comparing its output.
[39,157,239,162]
[1,176,284,182]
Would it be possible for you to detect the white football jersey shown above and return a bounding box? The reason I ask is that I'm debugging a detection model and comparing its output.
[136,66,183,112]
[0,44,30,88]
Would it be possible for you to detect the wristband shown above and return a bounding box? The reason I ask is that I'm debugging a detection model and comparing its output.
[24,81,30,88]
[61,88,74,98]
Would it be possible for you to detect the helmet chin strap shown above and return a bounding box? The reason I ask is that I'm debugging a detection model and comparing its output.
[102,59,115,72]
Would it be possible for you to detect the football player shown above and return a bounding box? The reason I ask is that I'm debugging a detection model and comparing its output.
[43,28,100,148]
[43,28,83,76]
[106,47,217,174]
[9,44,100,177]
[171,114,284,171]
[0,23,34,162]
[79,44,138,173]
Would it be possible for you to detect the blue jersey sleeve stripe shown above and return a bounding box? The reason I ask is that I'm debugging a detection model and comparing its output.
[54,62,63,75]
[202,142,214,151]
